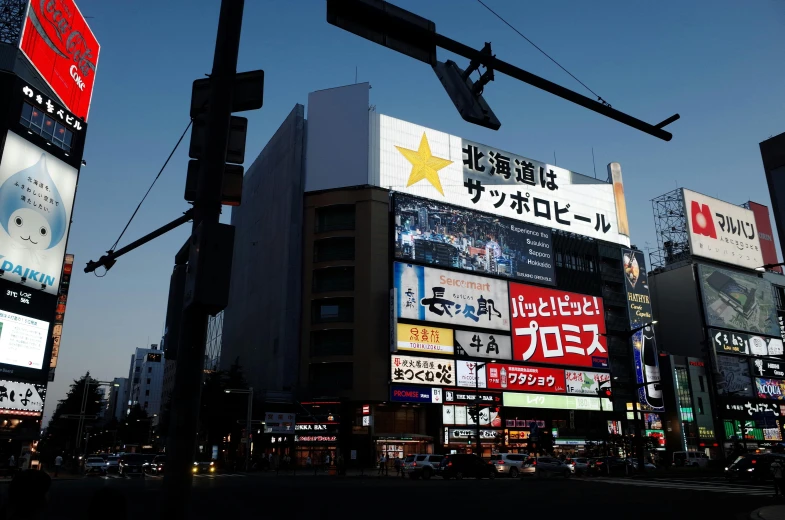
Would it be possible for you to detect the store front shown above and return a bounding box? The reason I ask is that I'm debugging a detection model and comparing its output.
[375,434,433,460]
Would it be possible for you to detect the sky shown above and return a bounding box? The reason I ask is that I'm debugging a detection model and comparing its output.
[41,0,785,423]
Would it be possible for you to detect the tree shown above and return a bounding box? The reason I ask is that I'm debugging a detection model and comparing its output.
[198,361,249,462]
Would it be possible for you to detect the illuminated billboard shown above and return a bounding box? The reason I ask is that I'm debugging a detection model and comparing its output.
[392,192,555,286]
[393,262,510,331]
[390,355,455,386]
[18,0,100,121]
[377,114,630,245]
[0,131,78,295]
[709,328,783,358]
[503,392,611,411]
[565,369,611,396]
[395,323,453,355]
[486,363,565,393]
[454,330,512,360]
[683,189,763,270]
[509,282,608,368]
[0,308,49,370]
[0,379,45,416]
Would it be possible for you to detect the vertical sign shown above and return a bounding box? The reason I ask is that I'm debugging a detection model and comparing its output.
[748,201,782,273]
[622,249,664,412]
[48,253,73,382]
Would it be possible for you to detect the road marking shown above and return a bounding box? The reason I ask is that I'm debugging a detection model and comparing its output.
[588,477,772,496]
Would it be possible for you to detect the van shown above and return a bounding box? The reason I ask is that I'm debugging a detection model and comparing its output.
[673,451,710,467]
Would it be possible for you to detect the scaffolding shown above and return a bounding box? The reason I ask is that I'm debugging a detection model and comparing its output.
[650,188,691,269]
[0,0,26,45]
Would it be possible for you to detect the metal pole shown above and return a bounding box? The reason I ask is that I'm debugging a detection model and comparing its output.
[246,388,253,472]
[161,1,243,518]
[75,380,92,458]
[475,363,480,455]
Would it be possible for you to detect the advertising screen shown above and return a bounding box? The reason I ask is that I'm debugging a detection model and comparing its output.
[683,189,764,270]
[391,355,455,387]
[565,369,611,395]
[0,308,49,370]
[456,360,488,388]
[716,354,754,396]
[503,392,611,411]
[393,192,555,286]
[0,131,78,295]
[394,262,510,330]
[752,359,785,379]
[486,364,566,393]
[708,328,783,358]
[623,249,664,411]
[756,378,785,400]
[509,283,608,368]
[395,324,453,355]
[389,385,443,404]
[454,330,512,360]
[442,405,501,427]
[698,264,779,337]
[0,379,45,415]
[378,114,630,246]
[18,0,100,121]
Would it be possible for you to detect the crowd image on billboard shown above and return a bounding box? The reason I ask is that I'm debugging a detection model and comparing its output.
[393,193,555,286]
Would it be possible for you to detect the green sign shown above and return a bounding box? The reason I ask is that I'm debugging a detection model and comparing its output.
[503,392,611,411]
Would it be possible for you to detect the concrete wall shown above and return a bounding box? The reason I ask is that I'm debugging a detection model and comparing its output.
[220,104,306,394]
[649,264,706,358]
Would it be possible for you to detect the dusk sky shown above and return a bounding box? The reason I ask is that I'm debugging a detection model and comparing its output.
[44,0,785,422]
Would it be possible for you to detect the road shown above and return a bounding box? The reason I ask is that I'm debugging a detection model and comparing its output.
[0,472,775,519]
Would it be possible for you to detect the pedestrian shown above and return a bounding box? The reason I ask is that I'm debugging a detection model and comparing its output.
[54,453,63,478]
[324,452,331,472]
[394,455,401,476]
[382,454,388,475]
[7,454,15,468]
[377,453,384,476]
[772,458,785,498]
[1,469,51,520]
[306,455,312,469]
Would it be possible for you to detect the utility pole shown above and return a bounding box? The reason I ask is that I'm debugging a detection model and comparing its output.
[160,1,244,517]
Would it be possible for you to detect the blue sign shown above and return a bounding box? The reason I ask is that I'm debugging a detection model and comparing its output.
[390,385,441,404]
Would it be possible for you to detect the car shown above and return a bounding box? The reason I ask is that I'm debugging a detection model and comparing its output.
[725,454,785,481]
[588,457,629,476]
[118,454,146,478]
[673,451,710,468]
[533,457,573,479]
[83,457,106,475]
[626,459,657,472]
[568,457,589,476]
[146,455,166,475]
[105,455,120,473]
[141,455,157,474]
[438,454,495,480]
[403,454,443,480]
[489,454,528,478]
[192,460,216,475]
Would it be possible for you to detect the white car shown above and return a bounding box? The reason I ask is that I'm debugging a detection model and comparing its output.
[567,457,589,475]
[403,454,444,480]
[489,454,528,478]
[83,457,107,474]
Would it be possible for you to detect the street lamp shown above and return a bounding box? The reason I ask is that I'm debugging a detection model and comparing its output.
[225,387,253,472]
[76,380,119,457]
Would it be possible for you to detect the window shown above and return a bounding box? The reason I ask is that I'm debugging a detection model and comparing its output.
[19,102,74,153]
[313,267,354,292]
[312,298,353,323]
[135,367,140,372]
[316,205,355,232]
[314,237,355,262]
[147,379,151,385]
[145,390,150,396]
[698,376,705,392]
[309,362,353,391]
[144,402,149,409]
[698,397,705,415]
[311,329,353,356]
[148,367,152,373]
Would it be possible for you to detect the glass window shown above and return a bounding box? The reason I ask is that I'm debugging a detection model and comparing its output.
[145,390,150,396]
[18,102,74,153]
[698,376,705,392]
[316,205,355,232]
[698,397,704,415]
[314,237,355,262]
[311,329,353,356]
[313,267,354,292]
[147,378,151,385]
[148,367,152,373]
[312,298,353,324]
[309,362,353,391]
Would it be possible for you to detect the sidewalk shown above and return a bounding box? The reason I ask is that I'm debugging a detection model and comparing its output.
[751,506,785,520]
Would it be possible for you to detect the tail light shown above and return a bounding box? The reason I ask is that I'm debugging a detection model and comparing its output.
[447,462,453,467]
[532,460,537,466]
[496,460,505,465]
[412,462,417,467]
[752,459,757,464]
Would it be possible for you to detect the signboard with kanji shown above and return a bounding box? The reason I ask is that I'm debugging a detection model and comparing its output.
[264,412,295,434]
[395,323,453,355]
[391,355,455,386]
[486,364,566,393]
[564,370,611,396]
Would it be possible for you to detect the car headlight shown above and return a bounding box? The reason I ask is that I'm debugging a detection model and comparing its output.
[210,467,215,472]
[192,467,198,473]
[748,468,755,472]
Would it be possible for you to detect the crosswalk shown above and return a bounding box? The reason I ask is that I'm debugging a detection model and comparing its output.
[587,477,773,496]
[101,472,246,480]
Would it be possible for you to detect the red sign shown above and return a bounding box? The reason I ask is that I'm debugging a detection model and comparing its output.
[691,200,717,239]
[486,364,566,393]
[509,283,608,368]
[19,0,100,121]
[749,201,782,273]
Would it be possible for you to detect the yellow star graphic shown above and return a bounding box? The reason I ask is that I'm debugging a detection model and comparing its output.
[395,132,453,196]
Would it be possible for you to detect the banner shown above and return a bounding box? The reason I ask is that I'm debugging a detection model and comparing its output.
[454,330,512,360]
[395,324,453,355]
[565,370,611,395]
[716,355,754,396]
[392,192,556,286]
[391,355,455,386]
[486,364,566,393]
[394,262,509,330]
[503,392,611,411]
[698,264,778,337]
[709,328,784,358]
[509,283,608,368]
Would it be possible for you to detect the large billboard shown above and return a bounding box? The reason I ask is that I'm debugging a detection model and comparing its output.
[393,262,510,330]
[0,379,45,416]
[622,249,664,411]
[565,369,611,396]
[709,328,784,358]
[454,330,512,360]
[748,201,781,273]
[18,0,100,121]
[683,189,763,270]
[395,324,453,355]
[485,363,566,393]
[698,264,778,337]
[391,354,455,387]
[0,277,55,380]
[377,115,630,246]
[503,392,611,411]
[0,131,78,295]
[509,282,608,368]
[716,354,754,396]
[393,192,555,286]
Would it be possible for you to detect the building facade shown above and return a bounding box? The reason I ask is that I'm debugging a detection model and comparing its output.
[127,345,165,418]
[107,377,129,422]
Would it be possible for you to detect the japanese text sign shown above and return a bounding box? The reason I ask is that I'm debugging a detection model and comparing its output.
[503,392,611,411]
[753,359,785,379]
[395,323,453,355]
[0,308,49,371]
[716,354,754,396]
[509,283,608,368]
[390,385,443,404]
[392,192,555,286]
[722,399,783,420]
[263,412,295,434]
[0,379,45,415]
[486,364,566,393]
[19,0,100,121]
[0,131,78,295]
[683,189,763,270]
[377,114,630,246]
[709,328,784,358]
[391,355,455,386]
[20,82,84,134]
[455,330,512,360]
[755,378,785,401]
[565,370,611,395]
[394,262,509,331]
[456,360,488,388]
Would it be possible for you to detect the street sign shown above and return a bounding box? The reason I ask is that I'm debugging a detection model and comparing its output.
[189,116,248,164]
[190,70,265,118]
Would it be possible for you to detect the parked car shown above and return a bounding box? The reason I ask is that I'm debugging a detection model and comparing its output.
[192,460,216,475]
[83,457,107,475]
[567,457,590,476]
[439,454,495,480]
[673,451,710,468]
[403,454,443,480]
[588,457,629,476]
[105,455,120,473]
[725,454,785,481]
[533,457,573,478]
[146,455,166,476]
[489,453,528,478]
[627,459,657,472]
[520,457,538,476]
[118,454,146,478]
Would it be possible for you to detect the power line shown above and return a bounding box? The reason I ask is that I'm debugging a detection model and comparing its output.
[108,119,193,252]
[475,0,612,108]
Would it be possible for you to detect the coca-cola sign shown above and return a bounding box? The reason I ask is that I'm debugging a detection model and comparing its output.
[19,0,100,120]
